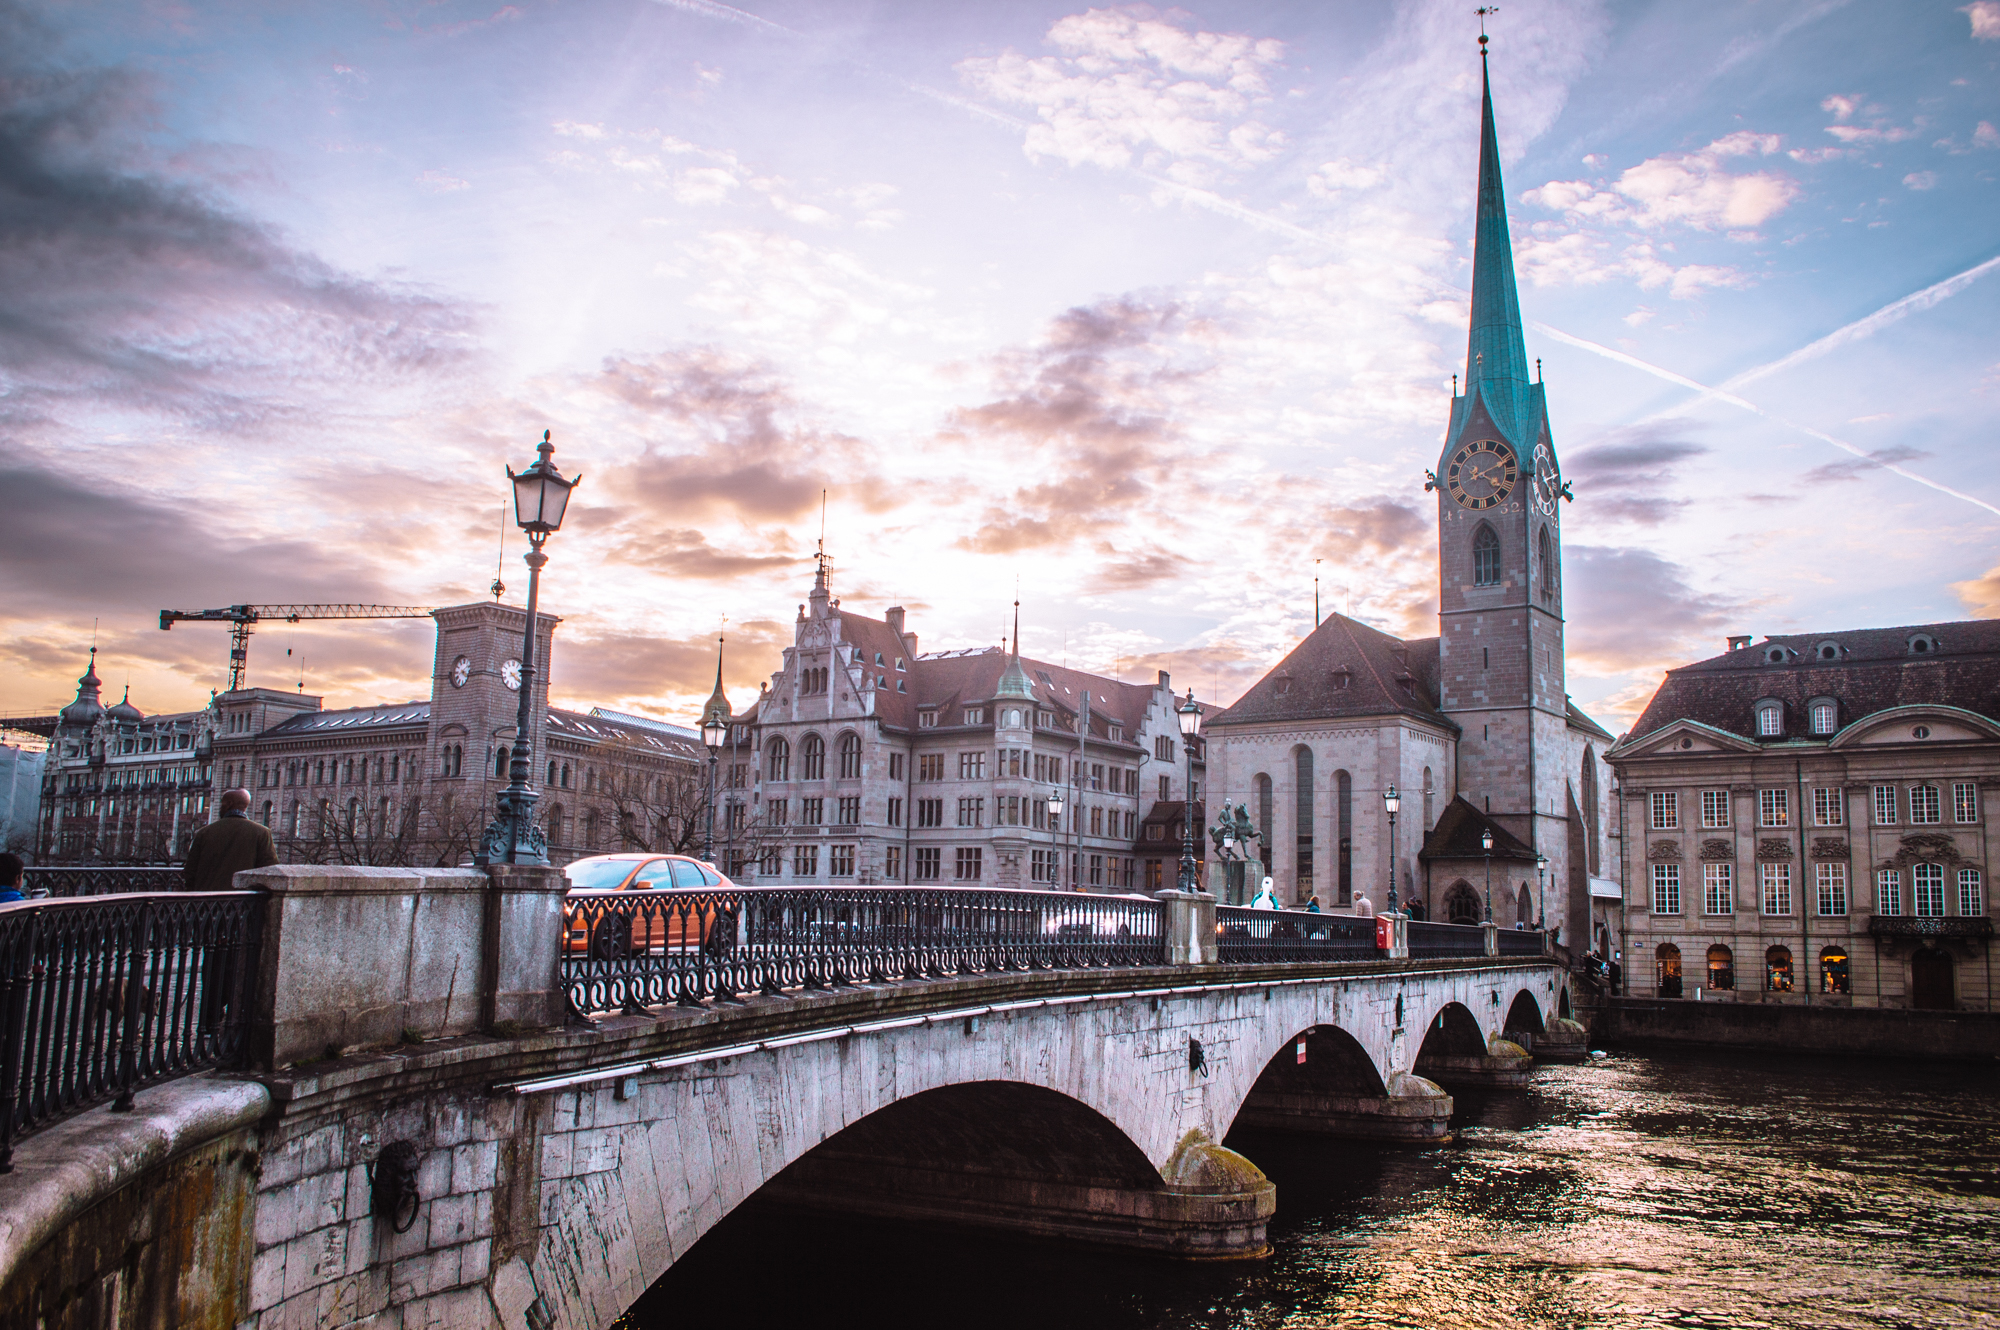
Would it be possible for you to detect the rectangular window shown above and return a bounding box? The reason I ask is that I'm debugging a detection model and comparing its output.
[962,708,984,725]
[1873,785,1897,826]
[1908,784,1941,825]
[1030,849,1049,882]
[1876,869,1901,917]
[1032,799,1047,830]
[1955,782,1980,824]
[1033,753,1047,782]
[1091,763,1104,791]
[828,845,855,877]
[1761,863,1793,916]
[919,754,944,781]
[1960,868,1984,918]
[1758,789,1789,828]
[887,797,903,828]
[954,847,983,881]
[800,797,823,826]
[1650,791,1679,830]
[1650,864,1681,915]
[1702,863,1734,915]
[1159,775,1171,802]
[1089,806,1103,836]
[914,847,941,881]
[885,844,902,882]
[918,711,937,728]
[1088,854,1103,886]
[958,752,985,780]
[1701,790,1730,829]
[888,753,904,781]
[1812,787,1844,827]
[956,797,984,828]
[1913,862,1945,917]
[768,798,788,826]
[837,796,860,825]
[728,803,746,831]
[1124,810,1136,839]
[917,798,943,828]
[1816,863,1849,916]
[792,844,819,878]
[759,846,783,876]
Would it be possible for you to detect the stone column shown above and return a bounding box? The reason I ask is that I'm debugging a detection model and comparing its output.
[1159,890,1217,965]
[480,863,569,1032]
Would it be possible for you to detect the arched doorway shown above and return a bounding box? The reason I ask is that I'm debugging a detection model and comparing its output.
[1910,948,1954,1009]
[1515,883,1532,927]
[1656,943,1682,998]
[1705,944,1733,990]
[1819,946,1850,995]
[1444,881,1480,925]
[1765,946,1794,993]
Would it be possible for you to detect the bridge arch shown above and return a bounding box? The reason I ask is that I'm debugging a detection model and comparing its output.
[1503,989,1545,1041]
[1413,1000,1489,1062]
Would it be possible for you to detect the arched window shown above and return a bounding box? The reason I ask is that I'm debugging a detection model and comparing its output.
[560,762,572,789]
[1334,769,1352,906]
[1254,773,1273,872]
[801,734,825,781]
[1765,946,1794,992]
[1580,746,1600,874]
[1706,944,1733,990]
[346,798,359,832]
[546,803,564,846]
[838,732,861,779]
[1444,881,1481,925]
[1537,526,1554,597]
[1516,883,1532,925]
[1820,946,1849,995]
[1809,701,1837,735]
[1655,943,1682,997]
[1422,766,1435,830]
[1472,523,1501,587]
[1293,747,1314,901]
[1756,702,1783,738]
[495,746,508,779]
[547,761,557,785]
[583,808,598,848]
[766,739,790,782]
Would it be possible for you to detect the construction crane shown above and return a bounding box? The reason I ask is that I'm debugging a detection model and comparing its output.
[159,604,434,692]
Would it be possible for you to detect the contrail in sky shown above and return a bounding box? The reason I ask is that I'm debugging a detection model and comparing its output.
[649,0,798,37]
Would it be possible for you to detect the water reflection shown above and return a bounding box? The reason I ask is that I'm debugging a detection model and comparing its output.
[623,1050,2000,1330]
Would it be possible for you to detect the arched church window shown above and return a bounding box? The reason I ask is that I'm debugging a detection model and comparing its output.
[1537,526,1554,597]
[1473,524,1501,586]
[801,734,826,781]
[1444,882,1480,925]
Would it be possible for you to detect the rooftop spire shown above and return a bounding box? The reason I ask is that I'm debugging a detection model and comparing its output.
[995,597,1035,701]
[701,635,731,728]
[1463,34,1534,448]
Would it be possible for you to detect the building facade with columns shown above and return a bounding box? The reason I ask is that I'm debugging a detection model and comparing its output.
[1203,52,1619,944]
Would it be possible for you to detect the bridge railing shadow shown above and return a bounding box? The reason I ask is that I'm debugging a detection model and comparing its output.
[561,887,1165,1017]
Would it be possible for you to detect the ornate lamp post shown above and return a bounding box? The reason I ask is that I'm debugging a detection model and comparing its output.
[478,431,581,866]
[699,638,729,865]
[1176,689,1202,893]
[1481,827,1495,923]
[1047,786,1064,889]
[1383,784,1401,913]
[1535,851,1549,932]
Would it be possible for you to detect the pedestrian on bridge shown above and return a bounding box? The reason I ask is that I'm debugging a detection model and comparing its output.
[0,853,24,904]
[183,788,277,893]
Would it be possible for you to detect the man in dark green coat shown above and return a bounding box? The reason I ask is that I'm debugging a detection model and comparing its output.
[183,788,277,892]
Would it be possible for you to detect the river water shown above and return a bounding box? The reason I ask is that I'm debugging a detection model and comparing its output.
[622,1049,1999,1329]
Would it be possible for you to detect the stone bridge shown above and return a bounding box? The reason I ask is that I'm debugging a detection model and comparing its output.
[0,867,1574,1330]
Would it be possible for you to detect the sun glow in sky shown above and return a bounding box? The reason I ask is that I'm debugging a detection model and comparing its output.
[3,0,1997,730]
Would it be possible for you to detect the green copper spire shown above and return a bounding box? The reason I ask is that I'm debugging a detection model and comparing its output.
[1462,44,1534,450]
[995,599,1035,701]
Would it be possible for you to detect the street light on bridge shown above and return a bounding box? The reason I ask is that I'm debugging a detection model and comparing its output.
[700,637,729,865]
[1046,786,1065,889]
[1176,689,1203,894]
[477,431,581,867]
[1480,827,1494,923]
[1535,851,1549,933]
[1383,783,1401,913]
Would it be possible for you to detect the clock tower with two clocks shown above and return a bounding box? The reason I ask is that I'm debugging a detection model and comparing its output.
[429,600,559,798]
[1431,44,1574,902]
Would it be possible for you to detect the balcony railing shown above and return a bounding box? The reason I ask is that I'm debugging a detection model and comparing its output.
[1216,906,1375,963]
[1867,916,1994,940]
[0,892,263,1165]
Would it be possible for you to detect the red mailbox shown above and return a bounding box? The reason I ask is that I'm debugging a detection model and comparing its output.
[1375,914,1394,951]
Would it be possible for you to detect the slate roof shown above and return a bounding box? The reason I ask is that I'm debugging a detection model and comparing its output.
[265,701,430,735]
[1419,794,1539,864]
[1203,613,1453,731]
[1624,618,2000,745]
[258,699,703,762]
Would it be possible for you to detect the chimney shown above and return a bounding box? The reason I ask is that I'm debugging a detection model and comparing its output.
[1157,670,1171,689]
[885,606,905,636]
[1727,635,1752,652]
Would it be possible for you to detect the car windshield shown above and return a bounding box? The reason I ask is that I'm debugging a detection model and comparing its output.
[566,861,635,890]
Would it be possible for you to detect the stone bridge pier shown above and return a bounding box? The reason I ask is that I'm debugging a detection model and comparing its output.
[0,868,1569,1330]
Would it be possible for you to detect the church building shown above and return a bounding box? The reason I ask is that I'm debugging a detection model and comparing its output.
[1204,44,1620,948]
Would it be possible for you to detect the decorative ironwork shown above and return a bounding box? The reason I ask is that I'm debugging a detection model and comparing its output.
[1215,906,1374,963]
[1867,916,1992,940]
[1496,927,1545,957]
[21,867,186,898]
[0,891,263,1167]
[562,886,1164,1016]
[1408,920,1489,958]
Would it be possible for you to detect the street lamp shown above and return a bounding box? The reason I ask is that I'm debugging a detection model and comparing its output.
[1047,786,1064,888]
[700,637,729,865]
[1535,852,1549,933]
[478,430,582,866]
[1481,827,1494,923]
[1176,689,1202,893]
[1383,784,1401,913]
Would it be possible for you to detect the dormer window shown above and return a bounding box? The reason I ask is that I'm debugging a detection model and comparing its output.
[963,707,986,725]
[1330,667,1352,692]
[1815,642,1841,661]
[1755,700,1784,738]
[1273,678,1292,695]
[1907,633,1939,656]
[1808,699,1837,736]
[1763,646,1789,665]
[918,710,937,728]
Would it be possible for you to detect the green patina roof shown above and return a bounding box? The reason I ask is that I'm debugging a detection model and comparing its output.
[1451,54,1537,456]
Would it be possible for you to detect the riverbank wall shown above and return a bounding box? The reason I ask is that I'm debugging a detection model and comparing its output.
[1600,998,2000,1062]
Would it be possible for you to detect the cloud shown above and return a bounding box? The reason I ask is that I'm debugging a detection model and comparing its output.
[1964,2,2000,40]
[1524,131,1799,233]
[1518,232,1753,299]
[1802,445,1932,484]
[1820,93,1864,122]
[548,622,792,707]
[957,7,1287,188]
[1564,545,1742,673]
[1980,121,2000,149]
[417,169,470,192]
[1952,562,2000,617]
[1561,426,1708,526]
[1902,171,1938,191]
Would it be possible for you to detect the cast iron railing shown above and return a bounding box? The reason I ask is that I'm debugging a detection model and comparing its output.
[563,886,1163,1015]
[22,867,185,898]
[1496,927,1547,957]
[1215,906,1376,963]
[0,892,263,1167]
[1408,920,1490,958]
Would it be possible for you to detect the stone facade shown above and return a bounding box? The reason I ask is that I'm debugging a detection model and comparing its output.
[1606,620,1999,1011]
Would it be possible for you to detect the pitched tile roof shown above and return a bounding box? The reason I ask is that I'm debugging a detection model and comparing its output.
[1204,613,1453,731]
[1625,617,2000,744]
[1419,794,1538,863]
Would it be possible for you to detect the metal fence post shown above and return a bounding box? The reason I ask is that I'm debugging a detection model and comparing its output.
[0,912,43,1172]
[110,901,154,1113]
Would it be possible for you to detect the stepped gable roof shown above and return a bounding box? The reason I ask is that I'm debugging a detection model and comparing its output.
[907,647,1154,742]
[1624,618,2000,744]
[1566,697,1615,742]
[1419,794,1538,864]
[1205,614,1453,730]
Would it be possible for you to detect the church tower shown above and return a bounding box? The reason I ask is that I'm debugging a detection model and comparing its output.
[1434,39,1569,853]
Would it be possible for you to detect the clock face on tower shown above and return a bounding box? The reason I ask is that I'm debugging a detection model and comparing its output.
[1446,440,1517,509]
[450,655,471,688]
[502,658,523,691]
[1532,442,1560,515]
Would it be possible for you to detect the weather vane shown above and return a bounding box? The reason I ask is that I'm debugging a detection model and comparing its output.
[1476,5,1497,48]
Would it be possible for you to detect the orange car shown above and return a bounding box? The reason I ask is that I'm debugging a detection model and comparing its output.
[562,854,737,959]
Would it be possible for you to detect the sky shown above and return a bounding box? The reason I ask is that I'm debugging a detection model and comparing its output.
[2,0,1997,734]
